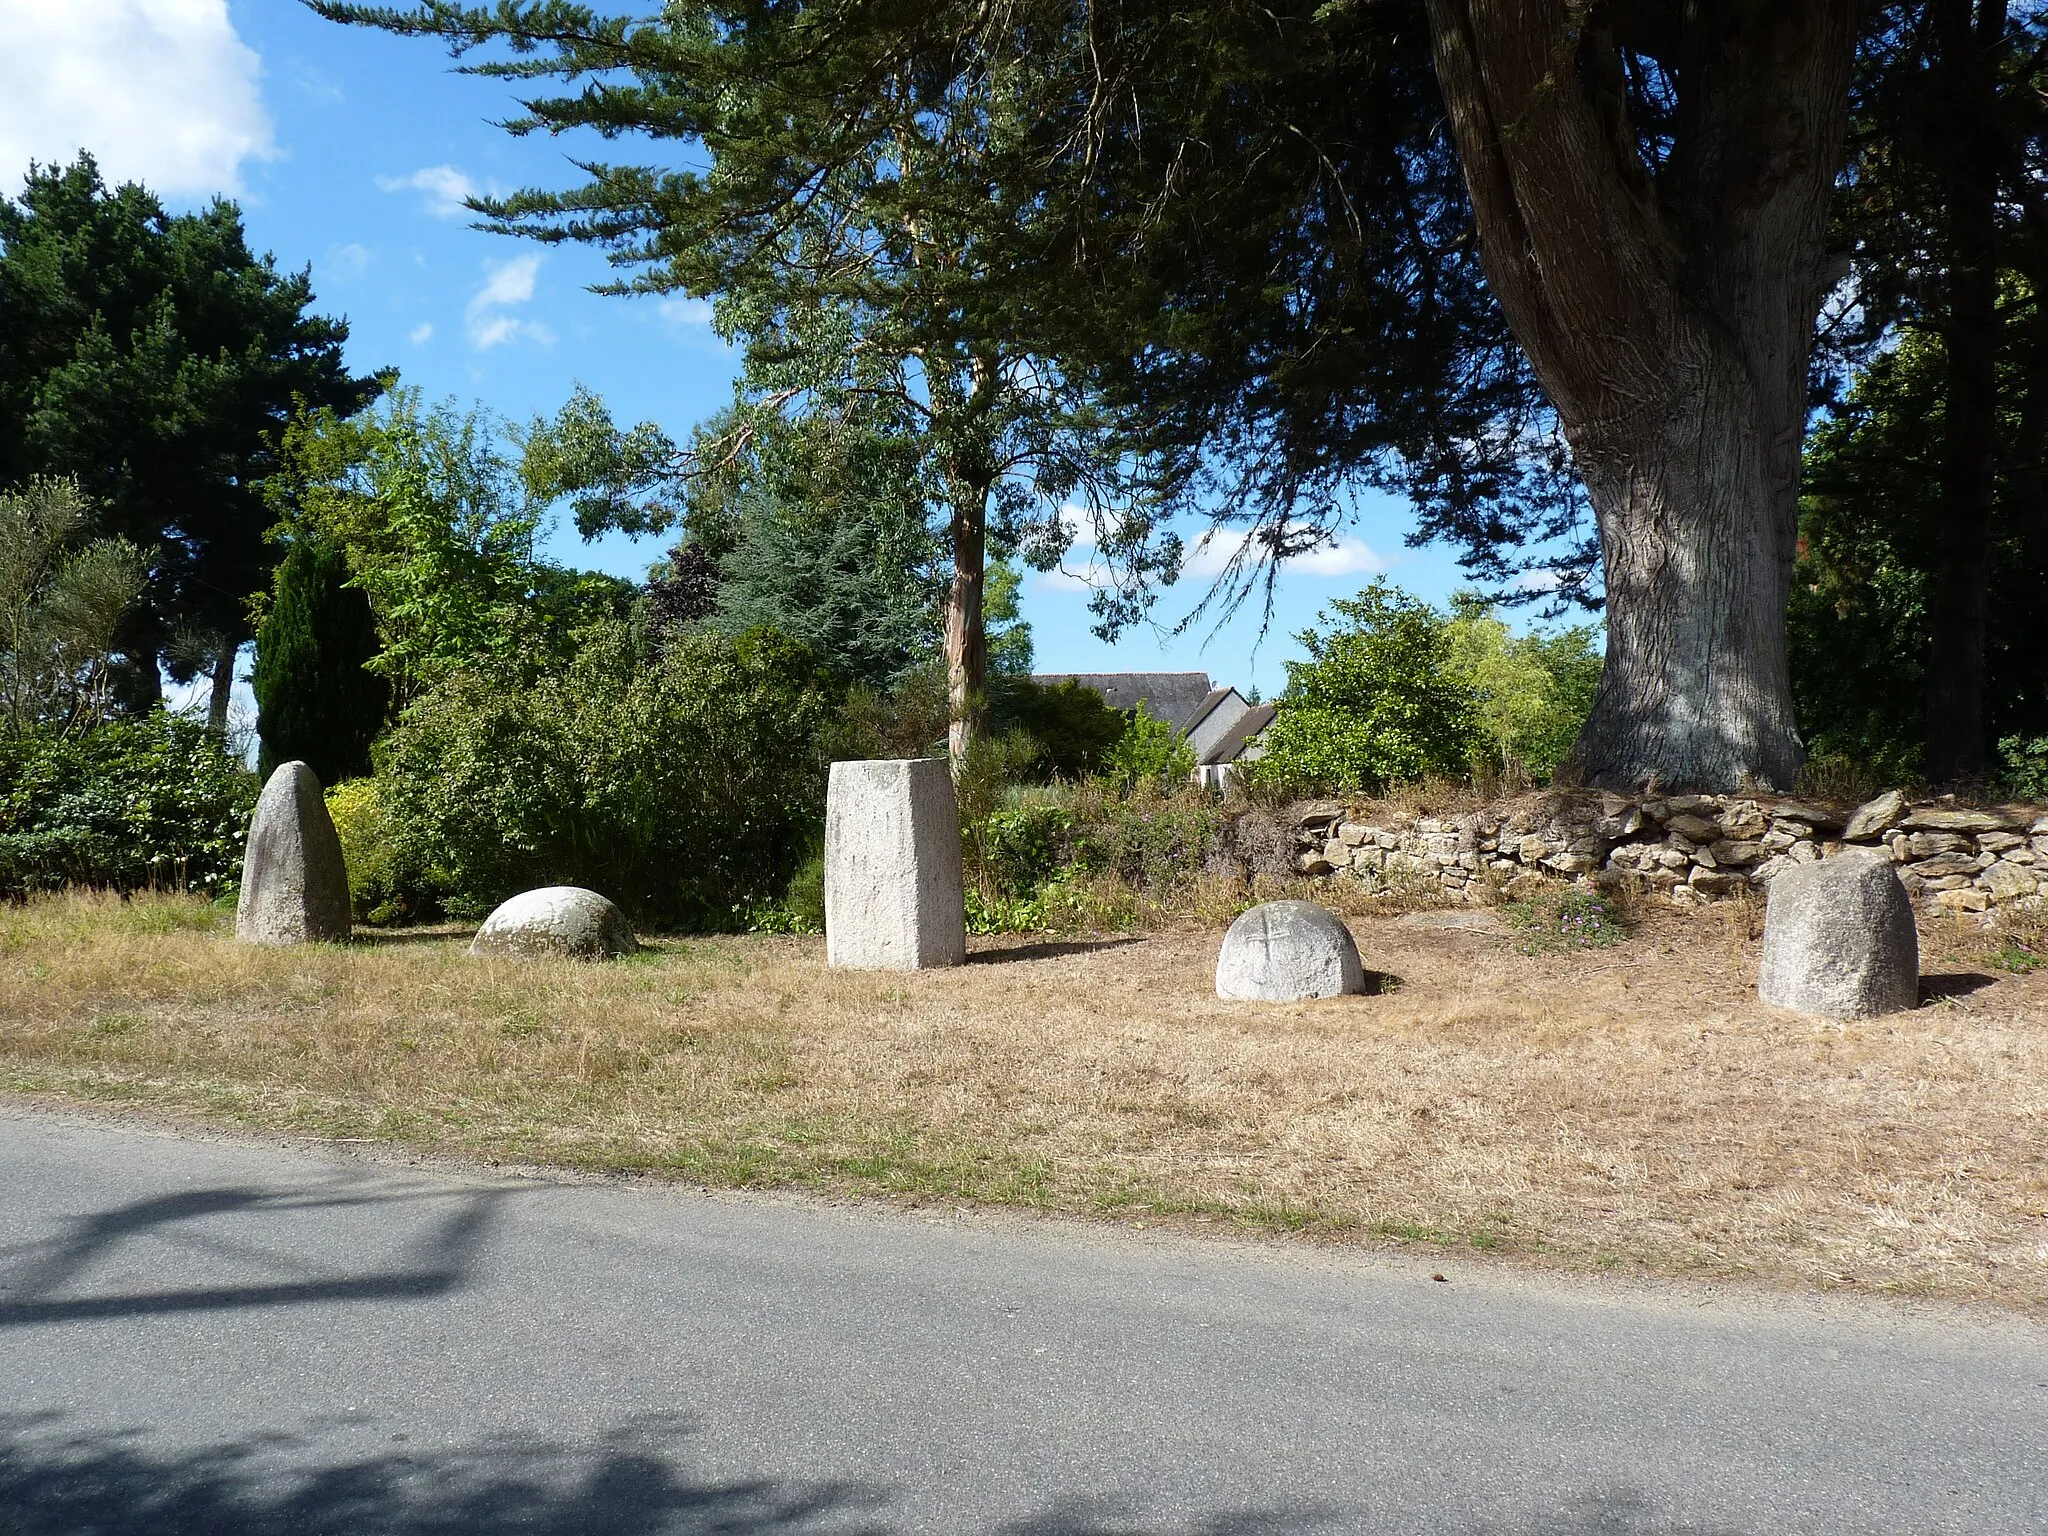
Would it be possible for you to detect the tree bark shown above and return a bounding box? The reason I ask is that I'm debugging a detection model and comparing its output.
[944,491,989,767]
[1923,0,2008,785]
[1426,1,1860,790]
[207,640,238,735]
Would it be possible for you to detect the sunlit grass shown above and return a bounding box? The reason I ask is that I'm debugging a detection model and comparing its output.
[3,887,2046,1307]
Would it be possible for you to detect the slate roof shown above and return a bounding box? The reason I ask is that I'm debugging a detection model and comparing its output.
[1031,672,1217,730]
[1202,703,1277,764]
[1181,687,1237,736]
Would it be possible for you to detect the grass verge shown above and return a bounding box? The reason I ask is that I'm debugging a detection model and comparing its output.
[3,889,2046,1307]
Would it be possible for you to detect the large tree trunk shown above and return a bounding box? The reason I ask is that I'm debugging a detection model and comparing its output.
[944,492,988,767]
[1924,0,2008,785]
[1427,1,1860,790]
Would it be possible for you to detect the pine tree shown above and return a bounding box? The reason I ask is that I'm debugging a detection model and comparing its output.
[252,539,386,786]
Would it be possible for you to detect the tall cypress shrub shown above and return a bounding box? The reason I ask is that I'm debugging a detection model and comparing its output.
[252,539,385,785]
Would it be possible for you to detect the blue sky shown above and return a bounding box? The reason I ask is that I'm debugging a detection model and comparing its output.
[0,0,1494,700]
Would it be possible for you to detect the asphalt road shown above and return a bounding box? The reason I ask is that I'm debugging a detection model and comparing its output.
[1,1106,2044,1535]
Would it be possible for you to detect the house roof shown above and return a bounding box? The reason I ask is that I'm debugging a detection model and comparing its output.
[1031,672,1217,730]
[1181,687,1238,736]
[1201,702,1277,764]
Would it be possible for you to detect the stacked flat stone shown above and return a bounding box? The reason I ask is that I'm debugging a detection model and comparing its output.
[469,886,636,960]
[825,758,966,970]
[1756,850,1919,1018]
[1215,901,1364,1002]
[1274,788,2048,916]
[236,761,351,946]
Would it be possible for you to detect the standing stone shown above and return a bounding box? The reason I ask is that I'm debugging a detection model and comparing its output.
[1216,900,1365,1002]
[825,758,965,970]
[1757,850,1918,1018]
[469,886,636,960]
[236,761,351,946]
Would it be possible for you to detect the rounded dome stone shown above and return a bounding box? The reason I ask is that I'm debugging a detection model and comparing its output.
[1215,900,1364,1002]
[468,886,637,961]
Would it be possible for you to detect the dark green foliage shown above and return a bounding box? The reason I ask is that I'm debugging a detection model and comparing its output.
[0,156,377,701]
[306,0,1553,618]
[1998,735,2048,800]
[1790,326,2048,784]
[990,676,1127,782]
[709,490,939,690]
[376,622,841,926]
[252,539,387,785]
[0,713,256,897]
[1249,581,1483,791]
[310,0,1191,764]
[959,782,1227,931]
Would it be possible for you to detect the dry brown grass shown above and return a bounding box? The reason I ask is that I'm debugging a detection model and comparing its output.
[4,889,2046,1308]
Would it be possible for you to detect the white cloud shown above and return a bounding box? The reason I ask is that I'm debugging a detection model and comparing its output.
[472,254,539,310]
[465,254,553,350]
[408,322,434,345]
[325,242,372,279]
[658,297,715,328]
[0,0,274,197]
[377,164,493,219]
[1181,529,1382,579]
[1035,560,1104,592]
[1035,507,1381,592]
[291,61,344,105]
[1290,536,1384,577]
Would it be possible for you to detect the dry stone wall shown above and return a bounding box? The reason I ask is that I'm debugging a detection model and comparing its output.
[1279,789,2048,915]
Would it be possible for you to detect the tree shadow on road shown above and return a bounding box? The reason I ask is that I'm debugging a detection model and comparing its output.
[0,1414,890,1536]
[0,1179,515,1328]
[0,1414,1765,1536]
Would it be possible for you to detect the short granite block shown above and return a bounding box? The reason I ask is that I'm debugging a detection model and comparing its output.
[1757,849,1919,1018]
[825,758,966,970]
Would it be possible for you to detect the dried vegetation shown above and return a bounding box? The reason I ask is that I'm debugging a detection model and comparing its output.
[3,890,2045,1308]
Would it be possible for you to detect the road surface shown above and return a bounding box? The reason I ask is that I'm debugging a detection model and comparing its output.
[1,1104,2043,1534]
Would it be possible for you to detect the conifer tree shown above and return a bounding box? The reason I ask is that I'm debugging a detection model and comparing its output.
[252,538,386,785]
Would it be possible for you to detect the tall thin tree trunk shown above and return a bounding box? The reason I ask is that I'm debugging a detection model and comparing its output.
[944,492,988,767]
[1924,0,2008,784]
[1426,1,1859,790]
[207,640,237,734]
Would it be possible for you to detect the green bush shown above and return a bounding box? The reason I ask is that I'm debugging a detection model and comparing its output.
[324,776,428,924]
[0,713,257,897]
[991,676,1129,781]
[1102,701,1194,790]
[1248,580,1484,792]
[980,804,1073,897]
[1444,596,1602,781]
[377,621,841,927]
[1998,735,2048,800]
[1069,789,1226,892]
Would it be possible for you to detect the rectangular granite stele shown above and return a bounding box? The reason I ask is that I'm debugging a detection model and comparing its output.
[825,758,966,969]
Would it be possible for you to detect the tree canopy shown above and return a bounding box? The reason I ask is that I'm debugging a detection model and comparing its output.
[0,155,379,715]
[312,0,2048,788]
